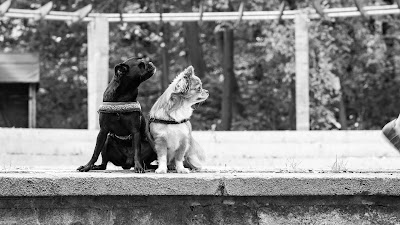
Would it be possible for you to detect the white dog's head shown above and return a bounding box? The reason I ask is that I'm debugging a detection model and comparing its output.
[150,66,209,121]
[170,66,209,105]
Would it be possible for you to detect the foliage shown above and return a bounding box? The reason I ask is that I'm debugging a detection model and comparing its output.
[1,0,399,130]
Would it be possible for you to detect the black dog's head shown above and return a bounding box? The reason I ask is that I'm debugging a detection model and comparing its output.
[103,57,156,102]
[114,57,156,83]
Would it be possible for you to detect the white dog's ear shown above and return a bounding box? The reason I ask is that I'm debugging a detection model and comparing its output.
[173,66,194,94]
[183,66,194,78]
[173,77,189,94]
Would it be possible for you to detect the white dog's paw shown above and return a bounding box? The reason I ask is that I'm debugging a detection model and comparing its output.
[155,167,167,174]
[176,167,190,174]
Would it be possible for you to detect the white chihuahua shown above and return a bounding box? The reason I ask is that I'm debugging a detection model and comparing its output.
[149,66,209,173]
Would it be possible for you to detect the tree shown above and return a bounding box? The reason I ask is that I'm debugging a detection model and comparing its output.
[215,23,235,130]
[182,1,207,79]
[158,0,171,90]
[2,0,399,131]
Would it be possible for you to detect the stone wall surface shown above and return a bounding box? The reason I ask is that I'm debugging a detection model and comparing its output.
[1,171,400,224]
[1,196,400,225]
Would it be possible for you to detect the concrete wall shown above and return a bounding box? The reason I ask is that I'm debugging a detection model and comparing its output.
[1,127,400,224]
[3,195,400,225]
[1,171,400,224]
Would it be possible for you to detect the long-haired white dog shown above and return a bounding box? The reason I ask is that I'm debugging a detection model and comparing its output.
[149,66,209,173]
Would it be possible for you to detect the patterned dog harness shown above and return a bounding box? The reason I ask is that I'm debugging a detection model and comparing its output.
[98,101,141,141]
[98,101,141,113]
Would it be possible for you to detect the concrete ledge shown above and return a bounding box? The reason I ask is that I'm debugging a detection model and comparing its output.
[1,171,400,197]
[3,171,400,224]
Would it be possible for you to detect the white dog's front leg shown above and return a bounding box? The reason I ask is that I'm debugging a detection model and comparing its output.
[175,160,190,173]
[155,154,168,174]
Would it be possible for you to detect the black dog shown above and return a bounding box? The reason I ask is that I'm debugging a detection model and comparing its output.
[77,57,157,172]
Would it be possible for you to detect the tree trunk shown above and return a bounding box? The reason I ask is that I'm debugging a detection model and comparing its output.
[220,26,234,131]
[161,39,170,90]
[183,1,206,78]
[183,23,206,78]
[159,0,170,90]
[337,77,348,130]
[338,93,347,130]
[215,24,244,119]
[289,78,296,130]
[394,55,400,82]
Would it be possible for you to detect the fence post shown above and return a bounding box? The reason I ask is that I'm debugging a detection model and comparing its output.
[28,83,36,128]
[295,12,310,130]
[87,16,109,130]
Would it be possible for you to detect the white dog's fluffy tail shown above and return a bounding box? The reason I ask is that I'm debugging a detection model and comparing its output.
[184,138,206,170]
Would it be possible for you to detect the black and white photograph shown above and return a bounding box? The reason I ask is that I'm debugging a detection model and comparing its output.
[1,0,400,224]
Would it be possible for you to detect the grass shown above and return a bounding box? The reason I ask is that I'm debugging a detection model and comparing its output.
[285,157,302,171]
[331,155,348,173]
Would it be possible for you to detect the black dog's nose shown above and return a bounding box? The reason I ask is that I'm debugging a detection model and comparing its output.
[136,55,151,62]
[138,61,147,70]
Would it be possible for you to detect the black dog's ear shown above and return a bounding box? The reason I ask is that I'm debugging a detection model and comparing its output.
[114,63,129,77]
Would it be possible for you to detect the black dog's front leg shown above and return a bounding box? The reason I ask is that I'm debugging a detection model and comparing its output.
[77,129,108,172]
[132,132,144,173]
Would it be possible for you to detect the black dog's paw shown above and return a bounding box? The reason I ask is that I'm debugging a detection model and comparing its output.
[77,164,93,172]
[134,163,145,173]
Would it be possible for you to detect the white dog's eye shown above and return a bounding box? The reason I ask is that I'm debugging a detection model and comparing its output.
[197,87,201,92]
